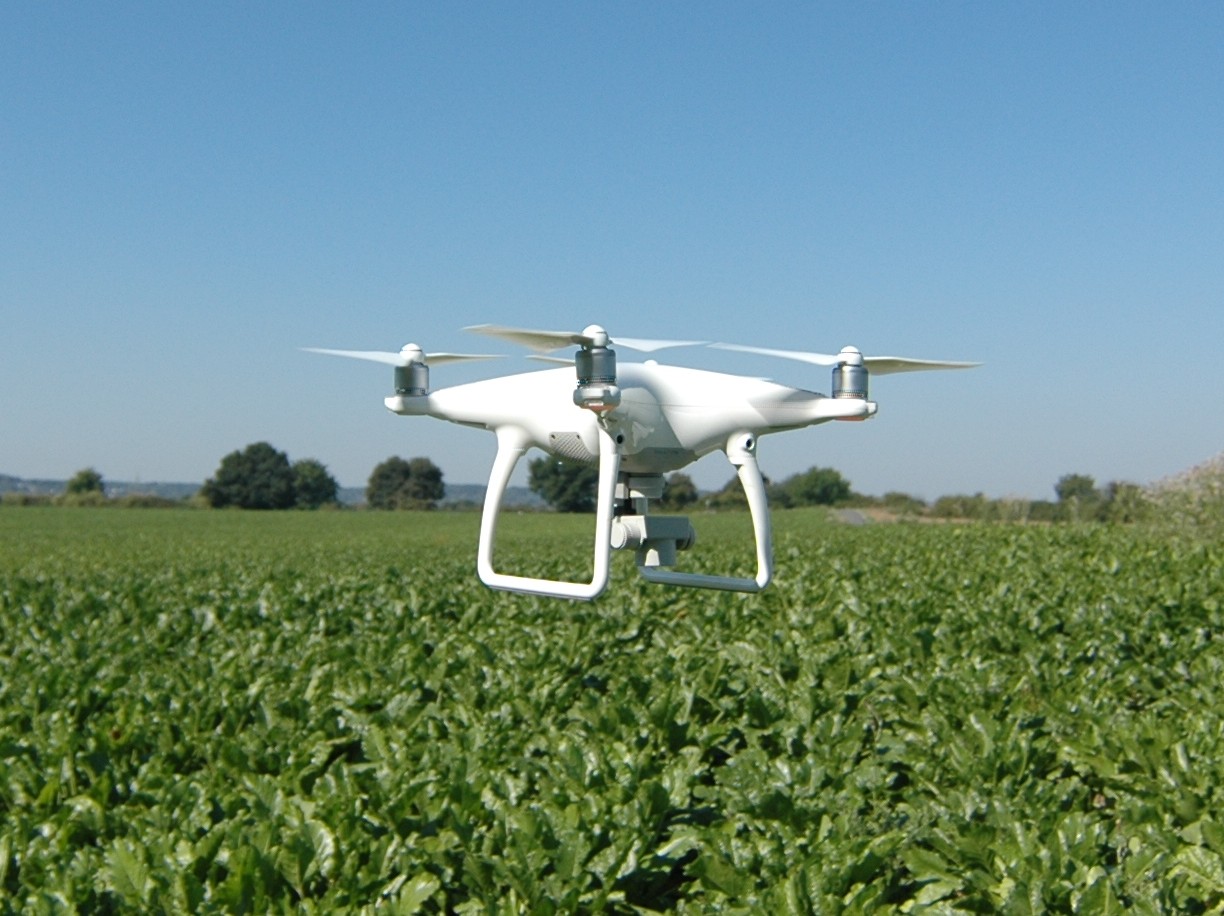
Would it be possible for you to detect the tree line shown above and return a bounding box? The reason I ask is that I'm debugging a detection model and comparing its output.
[6,443,447,511]
[528,458,854,512]
[197,442,446,510]
[5,442,1165,525]
[525,456,1156,524]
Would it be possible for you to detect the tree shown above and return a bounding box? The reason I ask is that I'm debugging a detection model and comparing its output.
[292,459,339,509]
[1055,473,1100,522]
[931,492,992,520]
[366,456,444,509]
[66,468,105,496]
[881,491,926,516]
[1099,480,1149,524]
[1055,473,1098,504]
[528,456,600,512]
[771,466,853,508]
[704,472,773,509]
[201,442,296,509]
[659,472,699,510]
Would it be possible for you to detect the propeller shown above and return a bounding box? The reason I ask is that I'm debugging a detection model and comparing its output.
[303,344,501,397]
[709,343,980,375]
[302,345,500,367]
[464,323,703,413]
[464,324,706,353]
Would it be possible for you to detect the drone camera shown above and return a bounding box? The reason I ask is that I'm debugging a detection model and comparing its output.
[610,514,697,567]
[609,475,697,568]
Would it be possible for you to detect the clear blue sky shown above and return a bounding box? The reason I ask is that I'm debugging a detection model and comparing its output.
[4,2,1222,500]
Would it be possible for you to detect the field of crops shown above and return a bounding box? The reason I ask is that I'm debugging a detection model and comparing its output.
[3,507,1224,913]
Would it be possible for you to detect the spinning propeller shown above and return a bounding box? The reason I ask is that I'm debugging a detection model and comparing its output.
[302,344,498,367]
[710,343,979,375]
[302,345,500,396]
[465,323,705,412]
[711,343,980,398]
[464,324,706,354]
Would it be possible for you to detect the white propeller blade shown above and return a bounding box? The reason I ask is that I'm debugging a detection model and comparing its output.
[710,343,841,366]
[465,323,705,353]
[710,343,979,375]
[856,356,982,375]
[302,346,500,367]
[463,325,589,352]
[617,336,710,353]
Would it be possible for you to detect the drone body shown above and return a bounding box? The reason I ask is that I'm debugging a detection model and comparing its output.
[307,324,977,599]
[384,362,876,474]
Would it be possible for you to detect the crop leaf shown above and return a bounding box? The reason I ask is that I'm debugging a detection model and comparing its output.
[104,838,151,907]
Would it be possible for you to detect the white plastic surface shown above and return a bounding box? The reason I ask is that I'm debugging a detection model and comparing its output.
[476,425,621,600]
[636,432,773,593]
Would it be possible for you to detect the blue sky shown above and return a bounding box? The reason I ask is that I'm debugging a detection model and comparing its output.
[4,3,1222,500]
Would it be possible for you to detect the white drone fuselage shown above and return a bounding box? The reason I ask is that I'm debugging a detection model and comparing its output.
[384,361,877,470]
[307,327,974,599]
[378,360,877,601]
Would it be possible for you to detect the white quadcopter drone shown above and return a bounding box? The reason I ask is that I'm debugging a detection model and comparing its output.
[306,324,977,600]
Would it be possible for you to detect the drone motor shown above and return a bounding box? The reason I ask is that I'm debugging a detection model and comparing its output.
[395,347,430,396]
[573,342,621,412]
[831,346,868,399]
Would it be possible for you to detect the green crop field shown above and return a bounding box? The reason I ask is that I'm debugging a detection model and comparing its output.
[2,508,1224,913]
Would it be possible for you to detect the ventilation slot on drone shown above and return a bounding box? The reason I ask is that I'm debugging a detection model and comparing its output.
[548,432,597,464]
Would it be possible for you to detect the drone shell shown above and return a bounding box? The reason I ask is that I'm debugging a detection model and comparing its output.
[385,361,875,474]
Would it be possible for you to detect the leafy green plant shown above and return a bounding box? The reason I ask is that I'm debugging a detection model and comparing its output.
[2,509,1223,911]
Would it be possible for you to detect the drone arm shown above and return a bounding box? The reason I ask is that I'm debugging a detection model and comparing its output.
[636,432,773,593]
[477,425,620,600]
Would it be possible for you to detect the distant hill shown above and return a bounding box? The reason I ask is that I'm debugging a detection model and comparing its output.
[0,474,63,496]
[0,474,542,508]
[0,475,200,501]
[441,483,543,508]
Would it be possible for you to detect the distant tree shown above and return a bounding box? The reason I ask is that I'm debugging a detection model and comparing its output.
[1099,481,1149,524]
[771,466,853,508]
[1055,473,1098,504]
[366,458,410,509]
[1055,473,1100,522]
[66,468,105,496]
[1026,500,1060,523]
[993,497,1033,524]
[292,459,339,509]
[931,493,992,520]
[1146,452,1224,537]
[367,456,444,509]
[881,491,927,516]
[528,456,599,512]
[704,472,773,509]
[659,472,699,510]
[201,442,295,509]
